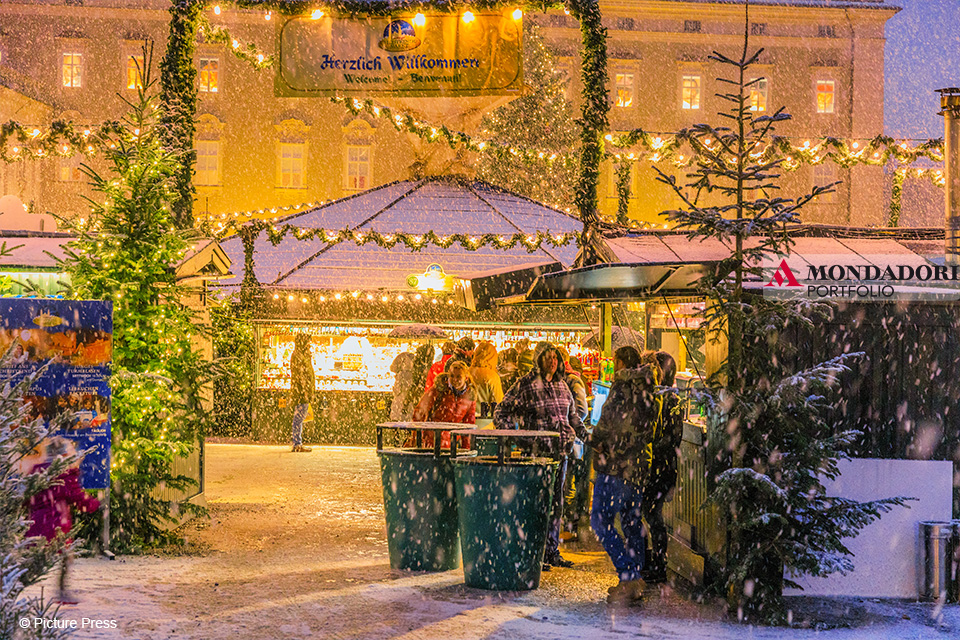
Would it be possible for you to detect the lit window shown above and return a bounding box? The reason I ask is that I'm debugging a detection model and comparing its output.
[62,52,82,88]
[345,145,371,190]
[127,55,144,90]
[682,75,700,110]
[749,77,768,112]
[816,80,835,114]
[195,140,220,186]
[59,156,83,182]
[199,57,219,93]
[279,142,304,188]
[615,73,634,108]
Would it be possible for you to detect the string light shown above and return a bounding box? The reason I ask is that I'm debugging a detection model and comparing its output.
[413,13,426,27]
[311,9,324,19]
[462,11,475,23]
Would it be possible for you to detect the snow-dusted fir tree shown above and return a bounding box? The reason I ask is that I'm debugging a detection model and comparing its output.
[62,47,211,552]
[654,15,908,624]
[475,23,578,207]
[0,358,75,640]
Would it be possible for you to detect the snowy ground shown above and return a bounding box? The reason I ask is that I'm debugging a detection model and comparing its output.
[24,444,960,639]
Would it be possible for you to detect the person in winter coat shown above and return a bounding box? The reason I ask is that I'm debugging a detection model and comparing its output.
[494,344,586,570]
[425,341,456,391]
[469,341,503,414]
[26,438,100,604]
[445,336,476,371]
[589,345,661,604]
[558,347,590,538]
[289,333,315,452]
[498,348,520,393]
[558,346,589,421]
[412,360,476,448]
[389,352,416,421]
[642,351,684,584]
[516,338,534,375]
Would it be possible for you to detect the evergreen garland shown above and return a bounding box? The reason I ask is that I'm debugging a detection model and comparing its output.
[566,0,608,233]
[889,168,905,227]
[615,160,630,224]
[161,2,204,229]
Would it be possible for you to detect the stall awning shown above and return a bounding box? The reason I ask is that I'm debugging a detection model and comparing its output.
[473,230,956,308]
[500,261,717,306]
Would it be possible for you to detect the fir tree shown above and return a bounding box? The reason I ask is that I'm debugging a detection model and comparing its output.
[654,10,910,623]
[61,48,211,552]
[0,355,77,640]
[475,23,579,207]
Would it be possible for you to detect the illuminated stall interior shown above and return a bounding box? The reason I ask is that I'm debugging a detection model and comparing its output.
[257,322,591,394]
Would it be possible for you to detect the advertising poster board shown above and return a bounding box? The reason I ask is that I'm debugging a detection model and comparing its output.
[276,13,523,97]
[0,300,112,489]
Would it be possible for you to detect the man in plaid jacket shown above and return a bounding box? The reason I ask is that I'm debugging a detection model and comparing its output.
[494,344,586,569]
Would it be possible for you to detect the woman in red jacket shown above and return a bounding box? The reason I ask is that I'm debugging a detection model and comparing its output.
[26,439,100,604]
[412,360,476,448]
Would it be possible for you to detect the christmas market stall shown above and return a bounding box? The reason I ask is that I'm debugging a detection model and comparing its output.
[459,225,960,599]
[216,177,603,445]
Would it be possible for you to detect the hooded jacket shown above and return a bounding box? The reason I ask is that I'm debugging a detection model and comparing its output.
[469,342,504,405]
[494,347,586,450]
[412,372,476,448]
[389,352,416,421]
[590,364,661,485]
[289,344,315,406]
[412,372,476,425]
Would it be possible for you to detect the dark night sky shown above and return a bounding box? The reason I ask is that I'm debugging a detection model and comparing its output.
[884,0,960,139]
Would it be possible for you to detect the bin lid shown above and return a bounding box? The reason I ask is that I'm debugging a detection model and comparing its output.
[377,421,473,431]
[452,428,560,438]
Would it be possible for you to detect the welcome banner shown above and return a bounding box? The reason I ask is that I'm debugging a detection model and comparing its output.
[276,13,523,97]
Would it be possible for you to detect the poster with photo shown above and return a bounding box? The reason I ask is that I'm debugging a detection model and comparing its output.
[0,300,112,489]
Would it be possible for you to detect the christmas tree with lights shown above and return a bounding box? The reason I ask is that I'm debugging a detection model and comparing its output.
[475,23,578,209]
[62,49,211,552]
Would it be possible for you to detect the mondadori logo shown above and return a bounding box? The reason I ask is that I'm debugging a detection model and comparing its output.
[762,255,960,301]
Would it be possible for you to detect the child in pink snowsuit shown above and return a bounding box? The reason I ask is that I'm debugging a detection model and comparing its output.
[26,451,100,604]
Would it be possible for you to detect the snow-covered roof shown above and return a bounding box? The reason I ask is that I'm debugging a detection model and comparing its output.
[651,0,900,9]
[0,235,72,269]
[218,178,582,291]
[604,233,932,269]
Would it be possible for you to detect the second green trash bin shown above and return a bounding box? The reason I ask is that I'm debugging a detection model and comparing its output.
[451,429,560,591]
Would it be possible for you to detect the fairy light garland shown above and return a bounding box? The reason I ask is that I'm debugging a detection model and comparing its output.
[197,14,274,69]
[219,220,579,252]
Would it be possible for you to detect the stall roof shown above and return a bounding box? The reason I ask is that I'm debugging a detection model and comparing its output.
[495,229,955,307]
[0,233,73,269]
[217,178,582,291]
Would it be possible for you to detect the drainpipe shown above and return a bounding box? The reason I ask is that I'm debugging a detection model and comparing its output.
[938,88,960,264]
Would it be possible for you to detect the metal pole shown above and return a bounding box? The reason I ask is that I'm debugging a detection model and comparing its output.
[101,487,114,560]
[600,302,613,381]
[938,88,960,264]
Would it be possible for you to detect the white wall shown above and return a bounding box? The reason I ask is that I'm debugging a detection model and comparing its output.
[785,458,954,599]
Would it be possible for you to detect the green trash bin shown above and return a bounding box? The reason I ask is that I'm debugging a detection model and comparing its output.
[451,429,560,590]
[377,422,472,572]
